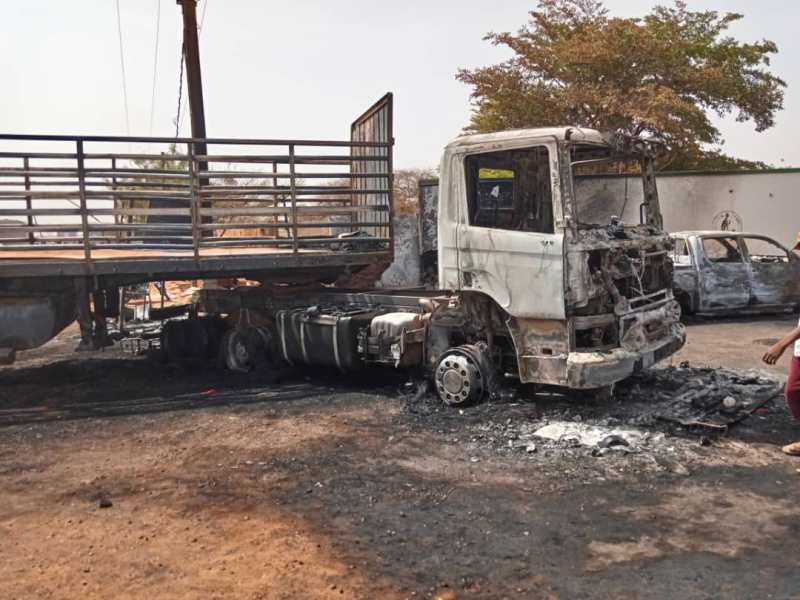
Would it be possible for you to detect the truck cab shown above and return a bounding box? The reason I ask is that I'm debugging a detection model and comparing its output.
[431,127,685,393]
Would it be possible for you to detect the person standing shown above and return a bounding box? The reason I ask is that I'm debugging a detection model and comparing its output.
[762,232,800,455]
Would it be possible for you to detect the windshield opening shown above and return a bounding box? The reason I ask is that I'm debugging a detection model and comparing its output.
[570,144,646,227]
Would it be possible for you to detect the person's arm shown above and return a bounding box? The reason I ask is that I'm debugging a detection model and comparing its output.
[763,325,800,365]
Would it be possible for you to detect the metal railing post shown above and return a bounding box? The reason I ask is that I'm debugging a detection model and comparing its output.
[111,157,123,241]
[76,140,92,263]
[188,142,200,259]
[271,160,279,239]
[386,138,394,259]
[22,157,34,244]
[289,144,298,253]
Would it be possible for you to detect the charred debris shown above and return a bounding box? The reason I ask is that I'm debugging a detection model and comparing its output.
[402,362,782,465]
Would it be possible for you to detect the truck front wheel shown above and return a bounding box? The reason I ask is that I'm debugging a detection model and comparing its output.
[434,344,491,406]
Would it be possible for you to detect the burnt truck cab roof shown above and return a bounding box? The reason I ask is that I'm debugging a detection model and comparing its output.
[442,126,665,233]
[445,127,661,158]
[444,126,608,149]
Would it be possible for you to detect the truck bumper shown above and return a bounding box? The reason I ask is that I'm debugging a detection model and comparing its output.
[564,324,686,389]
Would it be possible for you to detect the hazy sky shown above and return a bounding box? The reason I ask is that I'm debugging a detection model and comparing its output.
[1,0,798,169]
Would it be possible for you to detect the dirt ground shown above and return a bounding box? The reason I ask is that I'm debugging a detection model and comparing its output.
[2,315,800,599]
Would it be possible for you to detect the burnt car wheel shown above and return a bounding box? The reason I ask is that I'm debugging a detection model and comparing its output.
[673,288,694,316]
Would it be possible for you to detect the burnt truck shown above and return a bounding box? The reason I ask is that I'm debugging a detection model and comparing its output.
[0,94,685,402]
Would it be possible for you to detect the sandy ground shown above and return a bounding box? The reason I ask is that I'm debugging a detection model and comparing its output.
[1,315,800,599]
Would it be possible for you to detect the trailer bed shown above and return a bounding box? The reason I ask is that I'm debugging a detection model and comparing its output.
[0,247,390,280]
[0,94,394,284]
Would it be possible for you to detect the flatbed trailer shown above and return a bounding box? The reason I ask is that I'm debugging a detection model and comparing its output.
[0,95,394,353]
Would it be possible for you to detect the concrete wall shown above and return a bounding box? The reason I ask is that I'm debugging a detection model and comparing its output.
[575,169,800,248]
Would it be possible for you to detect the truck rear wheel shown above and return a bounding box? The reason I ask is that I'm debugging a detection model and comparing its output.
[434,344,491,406]
[221,326,273,373]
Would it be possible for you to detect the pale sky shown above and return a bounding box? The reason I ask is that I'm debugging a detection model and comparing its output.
[1,0,798,169]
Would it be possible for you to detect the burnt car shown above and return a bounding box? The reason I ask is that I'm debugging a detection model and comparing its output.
[671,231,800,316]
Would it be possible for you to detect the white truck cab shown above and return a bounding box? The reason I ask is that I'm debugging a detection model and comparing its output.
[428,127,685,394]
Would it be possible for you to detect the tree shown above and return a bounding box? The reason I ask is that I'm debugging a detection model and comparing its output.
[456,0,786,170]
[393,168,437,214]
[117,145,283,236]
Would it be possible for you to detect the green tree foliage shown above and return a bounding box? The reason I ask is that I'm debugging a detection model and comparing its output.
[115,144,187,226]
[456,0,786,170]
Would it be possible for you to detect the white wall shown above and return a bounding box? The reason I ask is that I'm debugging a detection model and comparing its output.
[575,170,800,249]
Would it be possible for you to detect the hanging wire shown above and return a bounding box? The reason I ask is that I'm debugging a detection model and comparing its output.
[178,50,189,135]
[148,0,162,138]
[115,0,131,136]
[174,43,185,138]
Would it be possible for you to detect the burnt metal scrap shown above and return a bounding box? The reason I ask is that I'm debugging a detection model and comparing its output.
[625,365,782,430]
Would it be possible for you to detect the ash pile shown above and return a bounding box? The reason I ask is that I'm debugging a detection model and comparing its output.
[403,364,783,467]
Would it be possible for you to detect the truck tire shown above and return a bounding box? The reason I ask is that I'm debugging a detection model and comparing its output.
[434,344,492,406]
[221,326,273,373]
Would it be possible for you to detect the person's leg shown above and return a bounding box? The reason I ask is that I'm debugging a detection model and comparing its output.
[786,356,800,421]
[782,356,800,455]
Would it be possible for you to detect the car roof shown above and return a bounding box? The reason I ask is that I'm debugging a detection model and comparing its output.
[671,230,775,238]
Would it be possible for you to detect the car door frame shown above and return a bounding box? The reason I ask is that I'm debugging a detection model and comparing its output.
[670,234,700,314]
[739,234,800,310]
[695,234,751,313]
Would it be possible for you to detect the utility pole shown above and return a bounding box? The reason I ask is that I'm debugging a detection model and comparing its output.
[176,0,210,235]
[176,0,207,145]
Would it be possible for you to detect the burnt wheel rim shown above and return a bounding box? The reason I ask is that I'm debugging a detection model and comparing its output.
[435,353,484,406]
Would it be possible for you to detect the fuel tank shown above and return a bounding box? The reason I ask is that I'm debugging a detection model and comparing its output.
[0,290,76,351]
[275,306,378,371]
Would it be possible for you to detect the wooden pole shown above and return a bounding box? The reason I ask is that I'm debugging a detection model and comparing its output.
[176,0,210,243]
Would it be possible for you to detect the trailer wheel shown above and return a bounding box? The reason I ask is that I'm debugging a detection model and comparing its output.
[434,344,491,406]
[222,327,272,373]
